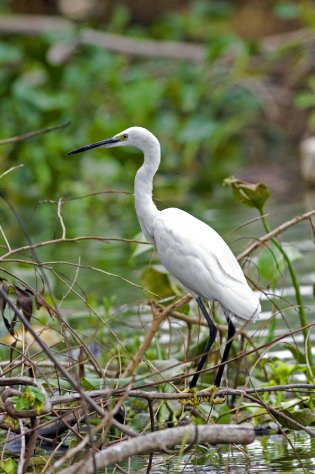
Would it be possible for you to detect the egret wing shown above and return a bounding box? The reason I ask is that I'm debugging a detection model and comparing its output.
[153,208,260,320]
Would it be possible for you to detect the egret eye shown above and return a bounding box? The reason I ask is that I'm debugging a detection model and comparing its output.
[122,133,128,140]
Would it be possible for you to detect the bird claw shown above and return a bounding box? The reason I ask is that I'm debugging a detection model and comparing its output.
[199,385,226,405]
[179,387,199,406]
[179,386,225,406]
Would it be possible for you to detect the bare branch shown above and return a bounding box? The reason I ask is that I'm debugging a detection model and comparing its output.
[58,424,256,473]
[238,209,315,260]
[47,383,315,407]
[0,235,148,260]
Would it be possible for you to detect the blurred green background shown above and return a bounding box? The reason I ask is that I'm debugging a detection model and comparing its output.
[0,0,314,303]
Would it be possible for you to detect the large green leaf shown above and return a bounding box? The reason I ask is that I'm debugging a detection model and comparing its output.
[224,176,271,212]
[258,243,302,283]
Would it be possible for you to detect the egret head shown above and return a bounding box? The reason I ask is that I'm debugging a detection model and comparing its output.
[67,126,159,156]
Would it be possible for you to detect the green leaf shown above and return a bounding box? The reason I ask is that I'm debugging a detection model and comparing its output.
[10,386,45,414]
[283,343,307,364]
[223,176,271,212]
[258,243,302,283]
[140,267,174,298]
[0,458,17,474]
[81,377,97,390]
[274,408,315,430]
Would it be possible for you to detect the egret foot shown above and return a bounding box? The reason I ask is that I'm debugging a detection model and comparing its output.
[179,387,199,406]
[179,386,225,406]
[199,385,225,405]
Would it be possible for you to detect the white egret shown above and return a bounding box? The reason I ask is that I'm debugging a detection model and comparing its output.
[67,126,261,404]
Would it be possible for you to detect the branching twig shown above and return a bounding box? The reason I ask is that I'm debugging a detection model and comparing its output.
[122,295,192,377]
[0,289,108,423]
[46,383,315,407]
[238,209,315,261]
[0,235,148,261]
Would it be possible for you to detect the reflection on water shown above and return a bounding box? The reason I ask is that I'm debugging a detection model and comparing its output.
[129,433,315,473]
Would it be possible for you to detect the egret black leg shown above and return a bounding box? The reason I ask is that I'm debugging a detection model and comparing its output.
[189,297,217,389]
[213,314,236,388]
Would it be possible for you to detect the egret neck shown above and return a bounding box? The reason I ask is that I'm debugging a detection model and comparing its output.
[134,137,160,244]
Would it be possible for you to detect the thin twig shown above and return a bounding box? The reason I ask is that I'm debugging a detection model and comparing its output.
[0,225,11,251]
[57,198,66,239]
[122,295,192,377]
[0,235,148,260]
[0,288,133,435]
[17,420,26,474]
[0,122,70,145]
[0,164,24,180]
[238,209,315,260]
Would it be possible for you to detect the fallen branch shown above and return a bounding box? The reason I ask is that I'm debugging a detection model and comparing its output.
[0,15,204,63]
[57,424,255,473]
[1,15,315,64]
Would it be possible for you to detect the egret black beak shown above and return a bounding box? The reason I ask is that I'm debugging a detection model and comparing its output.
[66,137,120,155]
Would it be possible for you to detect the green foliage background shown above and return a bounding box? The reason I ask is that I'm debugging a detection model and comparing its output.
[0,0,312,301]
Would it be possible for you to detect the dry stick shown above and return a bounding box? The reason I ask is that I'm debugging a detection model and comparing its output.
[22,417,38,473]
[48,384,315,407]
[0,235,147,261]
[49,383,134,474]
[0,164,24,180]
[57,198,66,239]
[238,209,315,261]
[0,288,137,438]
[0,121,70,145]
[122,295,192,377]
[57,424,256,474]
[39,189,133,204]
[17,420,26,474]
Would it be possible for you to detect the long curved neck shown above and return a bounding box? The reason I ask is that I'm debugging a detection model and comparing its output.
[134,140,160,244]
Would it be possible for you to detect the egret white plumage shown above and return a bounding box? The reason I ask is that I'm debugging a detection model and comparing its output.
[67,126,261,404]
